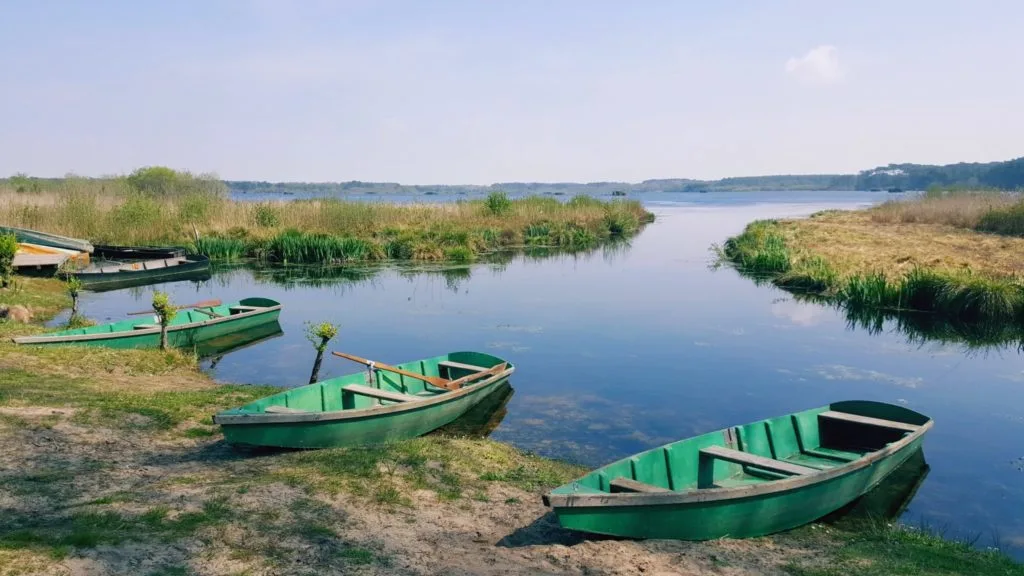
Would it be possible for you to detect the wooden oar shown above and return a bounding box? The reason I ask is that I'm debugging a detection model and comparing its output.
[126,299,222,316]
[331,351,508,391]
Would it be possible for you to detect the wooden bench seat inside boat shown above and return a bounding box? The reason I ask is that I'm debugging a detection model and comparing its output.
[818,410,920,433]
[700,445,818,476]
[609,478,671,493]
[343,384,419,403]
[438,360,490,372]
[264,405,308,414]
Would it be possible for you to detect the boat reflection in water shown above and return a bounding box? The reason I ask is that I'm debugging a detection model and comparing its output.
[195,320,285,367]
[433,382,515,438]
[821,448,930,524]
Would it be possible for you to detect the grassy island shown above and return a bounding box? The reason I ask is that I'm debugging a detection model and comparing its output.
[0,170,654,265]
[1,278,1020,574]
[721,192,1024,335]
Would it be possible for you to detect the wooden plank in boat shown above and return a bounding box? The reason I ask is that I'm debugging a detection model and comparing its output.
[265,405,308,414]
[818,411,919,433]
[12,253,68,268]
[439,360,490,372]
[700,445,817,476]
[343,384,418,403]
[610,478,671,493]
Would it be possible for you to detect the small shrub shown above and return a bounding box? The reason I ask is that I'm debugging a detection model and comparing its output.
[0,233,16,287]
[111,193,161,231]
[253,203,280,228]
[177,193,217,224]
[485,191,512,216]
[152,291,177,351]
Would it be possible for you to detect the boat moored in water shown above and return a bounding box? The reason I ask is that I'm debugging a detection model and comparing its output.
[12,297,282,350]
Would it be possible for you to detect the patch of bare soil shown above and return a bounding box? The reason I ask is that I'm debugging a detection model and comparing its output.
[0,408,829,576]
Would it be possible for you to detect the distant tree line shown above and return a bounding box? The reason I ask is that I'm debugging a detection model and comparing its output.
[853,157,1024,191]
[5,157,1024,197]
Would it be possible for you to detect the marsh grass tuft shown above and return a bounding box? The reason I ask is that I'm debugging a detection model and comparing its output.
[721,218,1024,328]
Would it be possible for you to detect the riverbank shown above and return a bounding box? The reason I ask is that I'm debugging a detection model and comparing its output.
[2,278,1020,575]
[721,193,1024,329]
[0,184,653,264]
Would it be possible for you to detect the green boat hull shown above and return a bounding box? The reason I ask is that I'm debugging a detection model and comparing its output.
[73,255,212,292]
[544,400,932,540]
[214,351,514,449]
[12,297,281,350]
[0,225,93,253]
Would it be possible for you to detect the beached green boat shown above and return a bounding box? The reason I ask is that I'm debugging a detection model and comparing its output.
[542,400,932,540]
[213,351,514,449]
[0,225,93,253]
[11,298,282,350]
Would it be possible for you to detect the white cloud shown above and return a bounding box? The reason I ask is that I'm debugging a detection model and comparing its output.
[771,299,825,327]
[785,45,844,84]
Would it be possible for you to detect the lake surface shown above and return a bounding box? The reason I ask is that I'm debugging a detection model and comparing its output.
[66,191,1024,555]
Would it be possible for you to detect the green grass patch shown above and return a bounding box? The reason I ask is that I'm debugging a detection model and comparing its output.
[720,220,1024,331]
[784,521,1024,576]
[0,369,278,431]
[258,436,582,505]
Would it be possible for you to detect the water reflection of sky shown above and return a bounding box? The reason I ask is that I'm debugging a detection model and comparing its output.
[70,191,1024,555]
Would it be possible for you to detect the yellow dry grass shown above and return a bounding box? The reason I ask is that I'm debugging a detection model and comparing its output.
[779,209,1024,281]
[0,187,646,246]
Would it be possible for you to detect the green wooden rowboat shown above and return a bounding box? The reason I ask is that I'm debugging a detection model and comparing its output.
[542,400,932,540]
[0,225,93,253]
[213,351,515,449]
[70,254,212,292]
[11,297,282,350]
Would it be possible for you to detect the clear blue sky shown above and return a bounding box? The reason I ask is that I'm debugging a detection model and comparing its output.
[1,0,1021,183]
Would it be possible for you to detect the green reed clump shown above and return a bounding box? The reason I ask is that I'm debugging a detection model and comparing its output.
[775,256,837,293]
[382,235,416,259]
[721,221,792,275]
[933,273,1024,322]
[975,201,1024,236]
[193,236,246,260]
[840,272,902,310]
[603,208,641,238]
[547,223,598,250]
[444,246,474,262]
[894,268,950,312]
[266,230,380,264]
[523,222,551,246]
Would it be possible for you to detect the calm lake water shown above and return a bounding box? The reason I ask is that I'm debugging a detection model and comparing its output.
[65,191,1024,554]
